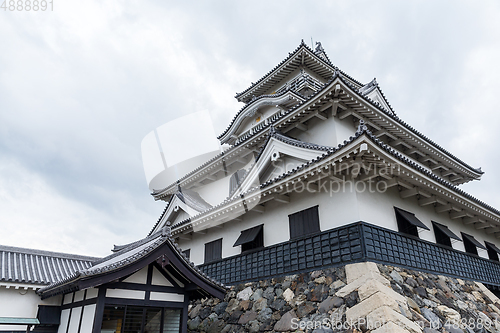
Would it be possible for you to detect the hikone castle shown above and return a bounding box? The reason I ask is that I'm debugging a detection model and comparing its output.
[3,41,500,333]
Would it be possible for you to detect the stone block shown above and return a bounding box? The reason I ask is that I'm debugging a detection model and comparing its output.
[336,271,390,297]
[274,310,298,332]
[367,306,422,333]
[346,291,400,323]
[358,278,407,306]
[372,321,411,333]
[345,262,380,284]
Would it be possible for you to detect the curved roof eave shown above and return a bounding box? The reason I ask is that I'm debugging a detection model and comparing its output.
[170,125,499,235]
[234,40,363,102]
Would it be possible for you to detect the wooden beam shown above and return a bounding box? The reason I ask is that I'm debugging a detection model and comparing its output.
[449,210,467,219]
[463,216,480,225]
[274,194,290,204]
[374,130,388,138]
[295,123,308,131]
[442,170,456,177]
[251,205,265,213]
[435,204,453,213]
[419,196,437,206]
[338,110,352,120]
[450,175,463,182]
[474,222,491,230]
[486,227,500,234]
[382,177,399,189]
[400,187,419,199]
[315,112,328,121]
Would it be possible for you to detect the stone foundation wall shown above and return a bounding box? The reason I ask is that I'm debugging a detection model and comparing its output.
[188,262,500,333]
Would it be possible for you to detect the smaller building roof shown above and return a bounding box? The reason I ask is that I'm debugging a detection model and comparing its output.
[0,245,98,286]
[38,226,227,300]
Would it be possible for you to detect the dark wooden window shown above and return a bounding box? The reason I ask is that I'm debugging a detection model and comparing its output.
[182,249,190,260]
[101,306,181,333]
[485,242,500,262]
[463,236,478,255]
[288,206,320,239]
[461,233,486,256]
[204,239,222,263]
[434,225,452,247]
[394,207,429,238]
[233,225,263,253]
[432,222,461,248]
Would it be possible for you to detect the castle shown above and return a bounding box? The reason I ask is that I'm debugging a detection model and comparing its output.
[1,41,500,333]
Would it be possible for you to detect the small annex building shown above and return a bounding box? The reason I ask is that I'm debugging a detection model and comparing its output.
[0,227,226,333]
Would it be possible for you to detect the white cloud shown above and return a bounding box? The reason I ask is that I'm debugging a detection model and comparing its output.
[1,0,500,257]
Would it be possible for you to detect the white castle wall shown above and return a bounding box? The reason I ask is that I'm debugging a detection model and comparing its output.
[179,175,496,264]
[0,286,61,331]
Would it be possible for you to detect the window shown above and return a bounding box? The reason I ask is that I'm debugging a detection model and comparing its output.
[101,306,181,333]
[289,206,320,239]
[394,207,429,238]
[432,222,461,248]
[461,233,486,256]
[485,242,500,262]
[204,239,222,263]
[233,225,263,253]
[181,249,190,260]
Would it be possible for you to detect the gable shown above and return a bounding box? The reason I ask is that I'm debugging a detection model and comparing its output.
[122,266,148,284]
[365,88,392,113]
[152,266,174,286]
[233,136,328,197]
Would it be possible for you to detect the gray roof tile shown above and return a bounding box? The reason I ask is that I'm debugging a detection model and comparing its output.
[0,245,98,286]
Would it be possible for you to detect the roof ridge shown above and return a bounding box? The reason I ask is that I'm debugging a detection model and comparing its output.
[0,244,99,261]
[338,75,483,174]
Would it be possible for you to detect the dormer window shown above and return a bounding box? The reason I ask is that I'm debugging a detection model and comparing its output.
[233,225,264,253]
[394,207,429,238]
[461,233,486,255]
[485,242,500,261]
[432,222,461,248]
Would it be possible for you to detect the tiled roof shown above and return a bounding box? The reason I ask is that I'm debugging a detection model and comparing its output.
[147,188,212,237]
[170,121,499,232]
[38,227,227,298]
[218,90,305,141]
[234,40,363,101]
[0,245,97,286]
[152,59,482,201]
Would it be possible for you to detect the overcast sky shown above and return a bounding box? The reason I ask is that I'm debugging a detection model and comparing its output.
[1,1,499,257]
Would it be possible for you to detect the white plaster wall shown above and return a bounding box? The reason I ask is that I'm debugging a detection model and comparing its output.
[0,287,61,331]
[85,288,99,299]
[67,307,82,333]
[356,185,498,258]
[57,309,71,333]
[105,289,145,299]
[79,305,97,333]
[178,187,360,265]
[123,266,148,284]
[179,174,500,265]
[294,114,356,148]
[194,175,231,207]
[74,290,85,302]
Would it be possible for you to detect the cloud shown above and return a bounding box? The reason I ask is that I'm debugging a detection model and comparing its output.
[1,0,499,256]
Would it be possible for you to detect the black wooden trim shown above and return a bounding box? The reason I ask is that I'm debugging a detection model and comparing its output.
[76,291,86,333]
[61,298,98,310]
[91,287,106,333]
[103,297,185,308]
[64,293,75,333]
[145,264,153,301]
[152,261,183,288]
[181,290,189,333]
[103,281,185,294]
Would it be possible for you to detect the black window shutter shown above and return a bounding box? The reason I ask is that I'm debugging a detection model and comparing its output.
[205,239,222,263]
[289,206,320,239]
